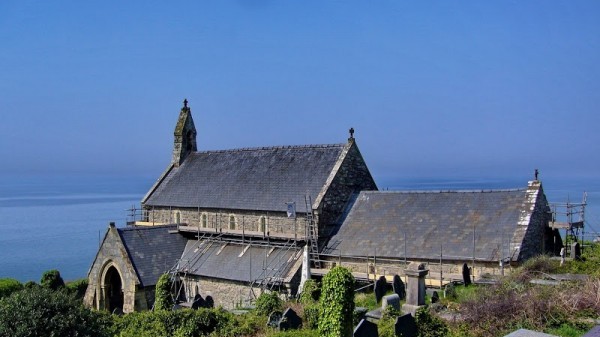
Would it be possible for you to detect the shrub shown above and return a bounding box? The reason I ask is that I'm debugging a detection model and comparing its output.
[303,302,320,329]
[299,279,320,304]
[40,269,65,290]
[154,273,173,311]
[112,307,234,337]
[318,266,355,337]
[0,278,23,299]
[415,307,448,337]
[66,278,89,299]
[255,291,283,316]
[0,286,110,337]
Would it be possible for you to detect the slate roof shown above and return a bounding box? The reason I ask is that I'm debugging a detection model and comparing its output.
[177,240,302,283]
[118,225,188,287]
[324,189,529,262]
[144,144,347,213]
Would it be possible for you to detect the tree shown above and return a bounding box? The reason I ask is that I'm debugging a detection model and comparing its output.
[255,291,283,316]
[0,278,23,299]
[318,266,355,337]
[154,273,173,311]
[0,286,110,337]
[40,269,65,290]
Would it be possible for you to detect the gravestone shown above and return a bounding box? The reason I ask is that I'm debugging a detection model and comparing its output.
[393,274,406,300]
[401,262,428,316]
[431,291,439,304]
[278,308,302,330]
[204,296,214,308]
[191,294,205,309]
[462,263,472,286]
[353,318,378,337]
[395,313,418,337]
[571,242,581,260]
[444,282,457,299]
[374,276,388,303]
[381,293,400,312]
[267,311,283,328]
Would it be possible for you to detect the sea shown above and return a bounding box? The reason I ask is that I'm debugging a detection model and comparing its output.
[0,173,599,282]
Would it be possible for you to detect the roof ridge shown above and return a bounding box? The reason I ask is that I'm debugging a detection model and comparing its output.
[194,143,346,154]
[363,188,526,194]
[119,224,177,232]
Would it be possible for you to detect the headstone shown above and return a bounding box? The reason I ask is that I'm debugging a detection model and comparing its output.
[560,247,566,266]
[402,262,428,316]
[354,307,368,322]
[581,325,600,337]
[278,308,302,330]
[444,283,457,299]
[267,311,282,328]
[353,318,378,337]
[571,242,581,260]
[431,291,439,304]
[374,276,387,303]
[395,313,418,337]
[393,274,406,300]
[191,294,205,309]
[205,295,214,308]
[462,263,472,286]
[381,294,400,312]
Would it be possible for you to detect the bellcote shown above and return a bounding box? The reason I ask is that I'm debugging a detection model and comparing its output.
[172,99,197,167]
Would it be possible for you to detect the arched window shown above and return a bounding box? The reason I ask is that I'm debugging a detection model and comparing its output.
[260,216,266,233]
[174,212,181,224]
[201,213,208,228]
[229,215,236,230]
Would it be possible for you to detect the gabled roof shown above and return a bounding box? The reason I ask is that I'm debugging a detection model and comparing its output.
[118,225,187,287]
[143,144,349,213]
[177,240,301,283]
[325,188,531,262]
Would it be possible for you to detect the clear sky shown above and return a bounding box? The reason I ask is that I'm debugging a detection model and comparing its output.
[1,1,599,184]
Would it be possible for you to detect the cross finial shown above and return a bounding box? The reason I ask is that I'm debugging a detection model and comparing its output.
[183,98,188,108]
[349,127,354,139]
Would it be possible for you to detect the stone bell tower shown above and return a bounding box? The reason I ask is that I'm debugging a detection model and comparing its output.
[172,99,197,167]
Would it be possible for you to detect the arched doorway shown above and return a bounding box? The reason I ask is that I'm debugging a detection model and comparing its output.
[103,266,124,313]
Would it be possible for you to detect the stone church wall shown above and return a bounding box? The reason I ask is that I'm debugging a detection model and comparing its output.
[145,207,309,238]
[518,182,552,260]
[317,141,377,237]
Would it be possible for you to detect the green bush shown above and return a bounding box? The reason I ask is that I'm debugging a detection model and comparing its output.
[40,269,65,290]
[303,302,320,329]
[299,279,320,304]
[268,329,320,337]
[255,291,283,316]
[0,286,110,337]
[318,266,355,337]
[415,307,448,337]
[154,273,173,311]
[0,278,23,299]
[66,278,89,299]
[112,307,234,337]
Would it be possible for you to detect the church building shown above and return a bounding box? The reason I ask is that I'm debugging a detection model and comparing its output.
[84,100,377,312]
[84,100,557,313]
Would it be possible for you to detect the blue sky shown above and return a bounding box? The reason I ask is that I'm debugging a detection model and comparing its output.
[1,1,599,184]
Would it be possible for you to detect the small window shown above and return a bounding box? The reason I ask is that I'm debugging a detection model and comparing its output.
[201,213,208,228]
[229,215,236,230]
[260,216,266,233]
[175,212,181,224]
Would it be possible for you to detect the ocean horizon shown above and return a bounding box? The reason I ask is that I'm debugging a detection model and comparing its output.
[0,173,598,283]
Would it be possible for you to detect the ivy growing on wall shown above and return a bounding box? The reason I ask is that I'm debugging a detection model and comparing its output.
[318,266,355,337]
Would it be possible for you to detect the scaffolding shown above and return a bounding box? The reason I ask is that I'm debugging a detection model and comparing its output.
[549,192,587,255]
